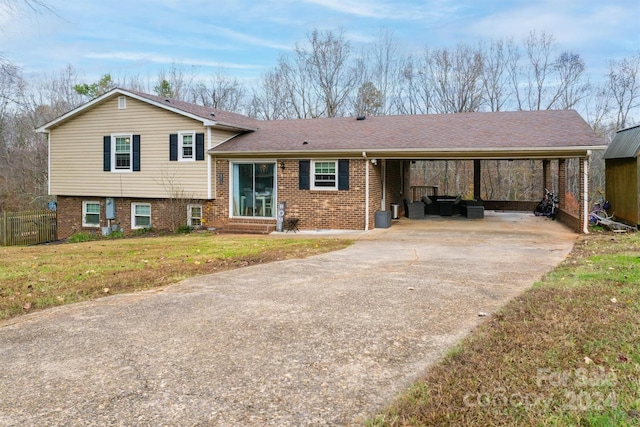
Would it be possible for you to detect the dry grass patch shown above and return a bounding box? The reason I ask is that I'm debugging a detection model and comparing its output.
[0,233,351,321]
[369,233,640,427]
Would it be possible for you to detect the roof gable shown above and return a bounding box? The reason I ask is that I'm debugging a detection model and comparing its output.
[604,125,640,159]
[36,88,258,133]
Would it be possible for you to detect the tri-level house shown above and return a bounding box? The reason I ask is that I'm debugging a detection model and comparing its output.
[37,88,605,238]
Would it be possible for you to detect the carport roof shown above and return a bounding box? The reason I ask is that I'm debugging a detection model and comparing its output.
[212,109,606,159]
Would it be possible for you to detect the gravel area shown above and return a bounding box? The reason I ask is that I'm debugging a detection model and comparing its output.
[0,212,576,426]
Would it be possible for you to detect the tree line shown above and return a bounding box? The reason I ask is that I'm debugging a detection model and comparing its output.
[1,27,639,211]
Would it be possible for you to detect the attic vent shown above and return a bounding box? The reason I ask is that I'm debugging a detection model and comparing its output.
[210,112,215,117]
[165,98,171,103]
[356,115,366,120]
[118,96,126,110]
[303,141,309,145]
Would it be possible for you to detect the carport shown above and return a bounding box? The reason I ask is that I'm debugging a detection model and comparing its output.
[369,110,607,233]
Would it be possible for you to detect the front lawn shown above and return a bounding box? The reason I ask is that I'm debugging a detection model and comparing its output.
[0,233,351,320]
[368,232,640,426]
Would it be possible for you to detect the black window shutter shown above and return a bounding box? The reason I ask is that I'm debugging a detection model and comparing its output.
[133,135,141,171]
[338,159,349,190]
[103,136,111,171]
[299,160,310,190]
[195,133,205,160]
[169,134,178,161]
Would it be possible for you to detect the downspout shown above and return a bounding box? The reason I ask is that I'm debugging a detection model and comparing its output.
[207,127,212,199]
[47,132,51,196]
[363,152,369,231]
[583,152,590,234]
[381,159,386,211]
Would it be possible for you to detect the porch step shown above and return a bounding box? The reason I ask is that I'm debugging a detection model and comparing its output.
[221,222,276,235]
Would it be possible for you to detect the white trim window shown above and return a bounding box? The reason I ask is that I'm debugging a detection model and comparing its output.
[311,160,337,190]
[82,201,101,227]
[118,96,126,109]
[187,204,202,227]
[113,133,132,171]
[131,203,151,229]
[179,131,195,161]
[230,162,276,218]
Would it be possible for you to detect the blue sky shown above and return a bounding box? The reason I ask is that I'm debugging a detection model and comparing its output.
[1,0,638,84]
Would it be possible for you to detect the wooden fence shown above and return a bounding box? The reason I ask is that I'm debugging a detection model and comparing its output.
[0,210,58,246]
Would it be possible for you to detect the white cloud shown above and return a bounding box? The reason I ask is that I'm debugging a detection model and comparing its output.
[84,52,263,70]
[204,25,293,51]
[300,0,457,21]
[468,1,637,48]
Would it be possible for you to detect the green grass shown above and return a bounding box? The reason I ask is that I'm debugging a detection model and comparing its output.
[368,233,640,426]
[0,233,351,320]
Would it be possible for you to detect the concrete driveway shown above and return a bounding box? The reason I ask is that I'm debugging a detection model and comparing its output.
[0,212,576,426]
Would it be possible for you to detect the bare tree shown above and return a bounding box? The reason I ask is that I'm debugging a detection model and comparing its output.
[394,54,432,115]
[190,70,246,112]
[362,28,403,115]
[513,31,590,111]
[156,62,196,101]
[248,68,291,120]
[518,31,556,110]
[607,54,640,129]
[424,44,485,113]
[553,51,590,109]
[295,29,359,117]
[0,0,54,15]
[481,38,517,112]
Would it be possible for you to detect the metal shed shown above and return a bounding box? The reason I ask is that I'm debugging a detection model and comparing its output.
[604,124,640,226]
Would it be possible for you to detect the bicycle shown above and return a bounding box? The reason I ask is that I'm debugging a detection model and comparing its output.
[589,197,611,225]
[534,188,558,220]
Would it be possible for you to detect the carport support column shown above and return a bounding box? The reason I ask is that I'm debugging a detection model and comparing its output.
[581,156,589,234]
[473,160,481,199]
[558,159,567,210]
[542,160,551,195]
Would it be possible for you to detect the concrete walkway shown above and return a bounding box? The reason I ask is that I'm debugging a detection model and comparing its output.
[0,212,576,426]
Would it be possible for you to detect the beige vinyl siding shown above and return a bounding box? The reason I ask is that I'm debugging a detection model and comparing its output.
[49,96,238,199]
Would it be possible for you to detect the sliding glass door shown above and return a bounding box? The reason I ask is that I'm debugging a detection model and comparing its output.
[232,162,275,217]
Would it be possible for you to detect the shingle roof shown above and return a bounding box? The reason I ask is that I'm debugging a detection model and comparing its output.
[36,88,259,133]
[603,124,640,159]
[126,90,259,131]
[211,109,605,158]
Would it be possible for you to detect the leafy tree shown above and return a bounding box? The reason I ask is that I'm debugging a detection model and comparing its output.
[73,74,115,99]
[355,82,382,116]
[154,79,174,98]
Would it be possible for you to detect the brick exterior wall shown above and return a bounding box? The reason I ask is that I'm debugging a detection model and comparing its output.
[56,156,590,236]
[210,159,382,232]
[56,196,215,239]
[483,200,538,212]
[385,160,404,213]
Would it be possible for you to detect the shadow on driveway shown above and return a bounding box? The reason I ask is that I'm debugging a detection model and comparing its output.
[0,212,576,426]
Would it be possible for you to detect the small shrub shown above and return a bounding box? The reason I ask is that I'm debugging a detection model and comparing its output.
[106,230,125,239]
[175,225,193,234]
[68,232,96,243]
[132,227,154,236]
